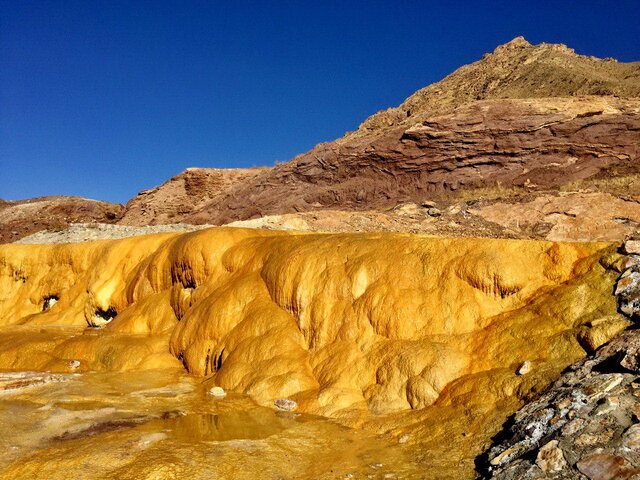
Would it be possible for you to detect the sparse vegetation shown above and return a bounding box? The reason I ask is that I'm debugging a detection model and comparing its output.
[560,174,640,198]
[449,183,528,203]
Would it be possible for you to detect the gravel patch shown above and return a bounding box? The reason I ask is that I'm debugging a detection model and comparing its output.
[14,223,214,244]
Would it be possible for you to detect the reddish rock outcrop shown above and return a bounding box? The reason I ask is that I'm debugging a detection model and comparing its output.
[185,97,640,224]
[119,167,264,226]
[5,38,640,241]
[0,196,123,243]
[118,37,640,227]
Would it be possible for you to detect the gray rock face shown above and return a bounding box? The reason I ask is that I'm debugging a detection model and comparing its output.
[482,354,639,479]
[618,272,640,318]
[616,245,640,318]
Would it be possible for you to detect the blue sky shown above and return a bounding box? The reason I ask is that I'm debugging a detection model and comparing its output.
[1,0,639,203]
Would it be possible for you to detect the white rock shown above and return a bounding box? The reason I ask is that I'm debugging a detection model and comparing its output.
[67,360,80,369]
[623,240,640,255]
[137,432,168,446]
[91,313,114,327]
[535,440,566,472]
[274,398,297,411]
[43,297,58,310]
[208,386,226,397]
[517,361,532,375]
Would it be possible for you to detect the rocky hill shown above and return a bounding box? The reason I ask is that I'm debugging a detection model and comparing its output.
[3,37,640,243]
[0,196,123,243]
[117,37,640,227]
[181,96,639,225]
[355,36,640,134]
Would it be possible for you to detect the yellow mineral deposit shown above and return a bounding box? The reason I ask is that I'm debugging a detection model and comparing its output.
[0,228,628,479]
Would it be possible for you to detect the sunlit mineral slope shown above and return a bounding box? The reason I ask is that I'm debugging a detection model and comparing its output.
[0,228,630,478]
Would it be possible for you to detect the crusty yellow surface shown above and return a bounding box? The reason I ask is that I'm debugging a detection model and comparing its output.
[0,228,627,478]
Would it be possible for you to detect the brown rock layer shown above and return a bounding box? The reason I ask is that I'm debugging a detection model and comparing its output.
[184,97,640,224]
[0,196,123,243]
[355,36,640,135]
[112,37,640,227]
[120,167,264,226]
[4,38,640,242]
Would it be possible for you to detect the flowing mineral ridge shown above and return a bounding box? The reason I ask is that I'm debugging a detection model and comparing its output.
[0,38,639,480]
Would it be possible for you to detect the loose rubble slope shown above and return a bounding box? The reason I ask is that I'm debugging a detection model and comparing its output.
[481,240,640,480]
[14,222,214,244]
[18,187,640,245]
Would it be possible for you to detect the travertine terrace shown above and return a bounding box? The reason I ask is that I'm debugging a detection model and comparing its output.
[0,227,629,478]
[1,36,639,479]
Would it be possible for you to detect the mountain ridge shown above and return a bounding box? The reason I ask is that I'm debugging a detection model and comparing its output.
[352,36,640,136]
[3,37,640,241]
[117,36,638,226]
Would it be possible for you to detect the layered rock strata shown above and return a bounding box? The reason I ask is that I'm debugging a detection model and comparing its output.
[129,97,640,226]
[3,39,639,242]
[115,37,640,226]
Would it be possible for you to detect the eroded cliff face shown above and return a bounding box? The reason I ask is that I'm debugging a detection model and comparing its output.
[112,37,640,227]
[0,228,629,478]
[183,97,639,225]
[120,167,265,226]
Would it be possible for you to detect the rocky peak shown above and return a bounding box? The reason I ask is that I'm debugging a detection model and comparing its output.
[353,38,640,135]
[492,35,532,52]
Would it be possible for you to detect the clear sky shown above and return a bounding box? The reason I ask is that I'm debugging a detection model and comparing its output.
[1,0,639,204]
